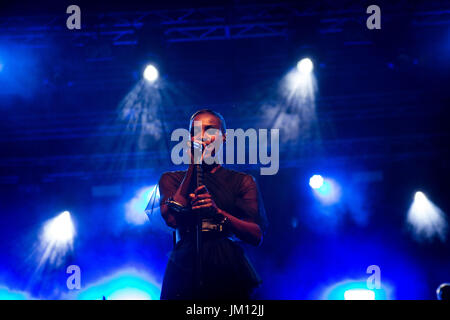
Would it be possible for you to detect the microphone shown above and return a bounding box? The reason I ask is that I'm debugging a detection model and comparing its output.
[191,140,203,165]
[192,141,203,150]
[191,136,216,165]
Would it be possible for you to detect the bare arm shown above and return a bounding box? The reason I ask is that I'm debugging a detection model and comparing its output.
[218,208,262,246]
[190,181,263,246]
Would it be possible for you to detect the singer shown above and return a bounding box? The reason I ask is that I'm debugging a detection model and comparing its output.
[158,109,267,300]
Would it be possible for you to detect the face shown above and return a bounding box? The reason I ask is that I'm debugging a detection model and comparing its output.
[189,113,225,163]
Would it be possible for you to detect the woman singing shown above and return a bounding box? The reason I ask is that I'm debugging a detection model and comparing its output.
[158,109,267,300]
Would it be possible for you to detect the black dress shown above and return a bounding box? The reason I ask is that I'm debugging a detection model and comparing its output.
[158,166,267,300]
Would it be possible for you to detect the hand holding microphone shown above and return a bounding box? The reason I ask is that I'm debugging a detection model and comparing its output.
[189,136,216,165]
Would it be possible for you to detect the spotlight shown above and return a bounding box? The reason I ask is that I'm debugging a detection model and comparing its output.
[309,174,324,189]
[311,177,341,205]
[125,185,158,225]
[43,211,75,244]
[36,210,75,269]
[323,280,388,300]
[77,269,160,300]
[143,64,159,82]
[297,58,313,74]
[344,289,375,300]
[0,286,30,300]
[407,191,448,242]
[414,191,426,202]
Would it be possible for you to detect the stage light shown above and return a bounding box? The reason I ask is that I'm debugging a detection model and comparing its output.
[344,289,375,300]
[108,288,152,300]
[297,58,313,74]
[43,211,74,244]
[407,191,448,242]
[143,64,159,82]
[0,286,30,300]
[270,57,317,143]
[77,269,160,300]
[311,177,341,205]
[309,174,324,189]
[35,211,75,270]
[414,191,426,203]
[125,185,158,225]
[323,280,388,300]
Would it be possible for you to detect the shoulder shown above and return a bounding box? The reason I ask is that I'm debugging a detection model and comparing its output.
[220,167,257,189]
[159,170,186,185]
[160,170,185,179]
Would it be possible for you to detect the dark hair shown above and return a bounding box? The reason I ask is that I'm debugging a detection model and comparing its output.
[189,109,227,134]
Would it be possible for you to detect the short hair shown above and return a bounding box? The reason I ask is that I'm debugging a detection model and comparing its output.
[189,109,226,135]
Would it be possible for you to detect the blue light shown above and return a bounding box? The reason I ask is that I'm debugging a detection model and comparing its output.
[125,185,158,225]
[0,46,39,96]
[407,191,448,242]
[344,289,375,300]
[309,174,324,189]
[43,211,75,244]
[312,177,341,205]
[323,280,388,300]
[36,211,75,269]
[143,64,159,82]
[77,269,160,300]
[0,286,30,300]
[316,179,331,195]
[297,58,314,74]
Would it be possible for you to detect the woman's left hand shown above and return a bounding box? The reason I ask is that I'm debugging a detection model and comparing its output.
[189,185,221,215]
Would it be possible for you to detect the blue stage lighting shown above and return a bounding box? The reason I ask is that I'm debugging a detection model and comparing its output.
[77,269,160,300]
[43,211,74,244]
[143,64,159,82]
[36,211,75,269]
[297,58,313,74]
[125,185,158,225]
[316,179,332,196]
[414,191,425,202]
[275,58,317,144]
[344,289,375,300]
[0,286,29,300]
[309,174,324,189]
[323,280,388,300]
[407,191,448,242]
[311,177,341,205]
